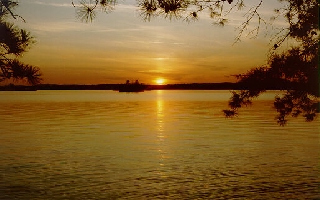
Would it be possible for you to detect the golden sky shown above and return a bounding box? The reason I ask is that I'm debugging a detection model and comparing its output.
[15,0,285,85]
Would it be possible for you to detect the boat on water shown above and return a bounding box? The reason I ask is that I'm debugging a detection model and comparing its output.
[118,80,146,92]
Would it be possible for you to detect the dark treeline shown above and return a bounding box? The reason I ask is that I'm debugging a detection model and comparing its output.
[0,84,117,91]
[0,81,306,91]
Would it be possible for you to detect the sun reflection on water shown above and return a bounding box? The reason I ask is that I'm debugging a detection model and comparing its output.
[157,90,164,135]
[156,90,168,177]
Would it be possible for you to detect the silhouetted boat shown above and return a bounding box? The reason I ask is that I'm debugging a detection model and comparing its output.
[118,80,146,92]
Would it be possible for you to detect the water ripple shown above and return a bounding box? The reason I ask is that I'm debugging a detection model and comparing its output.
[0,91,318,199]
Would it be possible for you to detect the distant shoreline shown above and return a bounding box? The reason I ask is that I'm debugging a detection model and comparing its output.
[0,82,295,91]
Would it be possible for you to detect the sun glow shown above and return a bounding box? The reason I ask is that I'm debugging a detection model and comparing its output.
[155,78,165,85]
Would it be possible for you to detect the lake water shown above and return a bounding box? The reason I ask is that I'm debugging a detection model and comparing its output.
[0,90,319,199]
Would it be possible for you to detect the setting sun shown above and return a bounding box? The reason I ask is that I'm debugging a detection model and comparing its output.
[155,78,165,85]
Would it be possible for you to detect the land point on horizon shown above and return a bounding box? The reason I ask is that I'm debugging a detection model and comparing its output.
[0,81,297,91]
[0,82,236,91]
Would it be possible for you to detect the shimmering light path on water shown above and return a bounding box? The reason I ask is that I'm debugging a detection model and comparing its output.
[0,90,319,199]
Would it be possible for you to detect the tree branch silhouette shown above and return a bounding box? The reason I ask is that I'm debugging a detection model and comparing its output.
[0,0,42,85]
[223,0,318,125]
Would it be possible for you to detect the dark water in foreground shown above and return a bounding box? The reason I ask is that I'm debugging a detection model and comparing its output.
[0,90,319,199]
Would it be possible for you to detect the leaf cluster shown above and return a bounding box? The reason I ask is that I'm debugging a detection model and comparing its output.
[0,0,41,85]
[73,0,116,22]
[224,41,318,125]
[72,0,246,24]
[224,9,318,125]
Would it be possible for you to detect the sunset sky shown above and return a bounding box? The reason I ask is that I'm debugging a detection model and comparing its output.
[14,0,286,85]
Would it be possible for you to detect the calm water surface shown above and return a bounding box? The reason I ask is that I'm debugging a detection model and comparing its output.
[0,90,319,199]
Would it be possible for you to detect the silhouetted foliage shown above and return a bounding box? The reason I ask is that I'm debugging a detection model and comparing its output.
[72,0,246,25]
[72,0,319,124]
[223,44,319,125]
[0,0,42,85]
[222,1,319,125]
[72,0,116,22]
